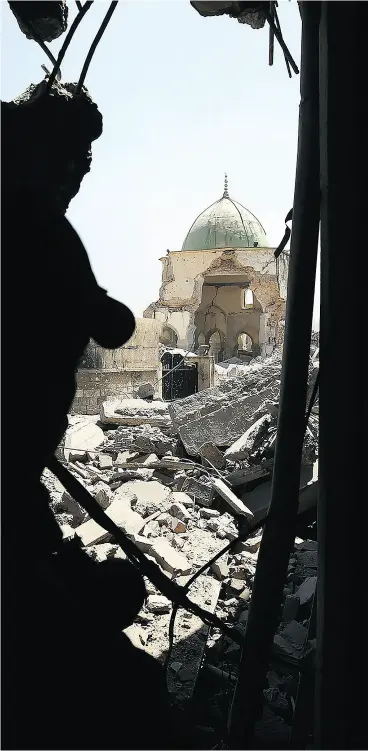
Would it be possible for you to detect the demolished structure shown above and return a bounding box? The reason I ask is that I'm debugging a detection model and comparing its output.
[144,176,289,361]
[46,341,319,745]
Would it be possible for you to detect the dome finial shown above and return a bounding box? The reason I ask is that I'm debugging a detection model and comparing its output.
[223,173,229,198]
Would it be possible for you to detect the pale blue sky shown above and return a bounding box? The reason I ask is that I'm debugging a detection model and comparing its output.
[2,1,319,324]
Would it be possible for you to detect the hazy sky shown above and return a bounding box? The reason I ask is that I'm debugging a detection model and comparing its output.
[2,1,319,325]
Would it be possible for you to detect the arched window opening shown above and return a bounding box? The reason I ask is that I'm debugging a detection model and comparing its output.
[236,332,253,357]
[242,288,254,309]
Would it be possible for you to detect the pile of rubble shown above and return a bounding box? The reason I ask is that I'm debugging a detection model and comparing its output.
[43,350,319,741]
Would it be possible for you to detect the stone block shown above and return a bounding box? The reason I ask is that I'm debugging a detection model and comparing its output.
[146,595,171,614]
[224,414,271,461]
[211,560,229,580]
[171,491,193,507]
[200,508,220,519]
[169,502,191,521]
[295,576,317,607]
[75,494,143,546]
[92,483,113,510]
[150,538,191,575]
[175,391,274,455]
[199,442,226,469]
[98,453,113,469]
[64,420,104,462]
[213,478,253,519]
[171,518,187,534]
[181,477,214,507]
[100,398,171,428]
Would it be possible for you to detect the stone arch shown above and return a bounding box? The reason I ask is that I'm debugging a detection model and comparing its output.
[207,329,225,363]
[160,325,178,347]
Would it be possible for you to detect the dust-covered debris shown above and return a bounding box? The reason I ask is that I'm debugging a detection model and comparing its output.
[44,348,319,742]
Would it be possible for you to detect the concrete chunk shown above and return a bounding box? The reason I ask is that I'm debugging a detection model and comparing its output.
[75,494,143,546]
[146,595,171,614]
[100,399,171,427]
[295,576,317,606]
[64,420,104,462]
[169,502,191,521]
[171,491,193,508]
[224,414,271,461]
[150,538,191,575]
[211,560,229,580]
[181,477,214,507]
[199,442,226,469]
[175,391,274,455]
[171,518,187,534]
[98,453,113,469]
[213,478,254,518]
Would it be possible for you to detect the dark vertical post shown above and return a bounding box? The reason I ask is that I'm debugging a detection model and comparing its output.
[228,3,321,745]
[316,3,366,748]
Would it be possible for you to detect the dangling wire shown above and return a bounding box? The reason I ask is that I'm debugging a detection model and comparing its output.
[75,1,118,95]
[46,1,94,92]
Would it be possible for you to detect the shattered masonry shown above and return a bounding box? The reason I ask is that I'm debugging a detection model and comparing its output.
[45,342,319,736]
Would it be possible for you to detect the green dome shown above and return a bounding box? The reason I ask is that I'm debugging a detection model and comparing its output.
[182,176,269,251]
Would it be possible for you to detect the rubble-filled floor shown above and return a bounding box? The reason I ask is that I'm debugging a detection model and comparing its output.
[44,347,319,747]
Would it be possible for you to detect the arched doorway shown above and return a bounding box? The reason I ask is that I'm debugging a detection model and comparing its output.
[160,326,178,348]
[208,330,224,363]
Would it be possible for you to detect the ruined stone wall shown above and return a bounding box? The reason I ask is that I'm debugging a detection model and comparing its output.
[144,248,288,356]
[73,368,162,414]
[73,317,162,414]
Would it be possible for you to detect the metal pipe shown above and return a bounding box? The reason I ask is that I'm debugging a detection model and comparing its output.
[228,3,321,745]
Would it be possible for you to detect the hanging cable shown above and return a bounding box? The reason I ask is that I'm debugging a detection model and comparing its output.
[75,1,118,95]
[46,1,94,92]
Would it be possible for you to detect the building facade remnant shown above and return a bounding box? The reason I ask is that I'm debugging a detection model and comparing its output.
[144,176,289,362]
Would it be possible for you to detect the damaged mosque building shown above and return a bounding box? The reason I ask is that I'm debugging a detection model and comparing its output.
[144,176,289,362]
[74,176,289,412]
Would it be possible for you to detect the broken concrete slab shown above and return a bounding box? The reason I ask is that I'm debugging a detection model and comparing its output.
[146,595,171,614]
[176,391,275,456]
[75,493,143,546]
[171,491,193,508]
[64,420,105,462]
[129,533,154,554]
[224,414,272,462]
[150,538,192,575]
[200,507,220,519]
[181,477,214,507]
[100,399,171,428]
[295,576,317,607]
[213,478,254,519]
[126,480,173,517]
[169,352,282,432]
